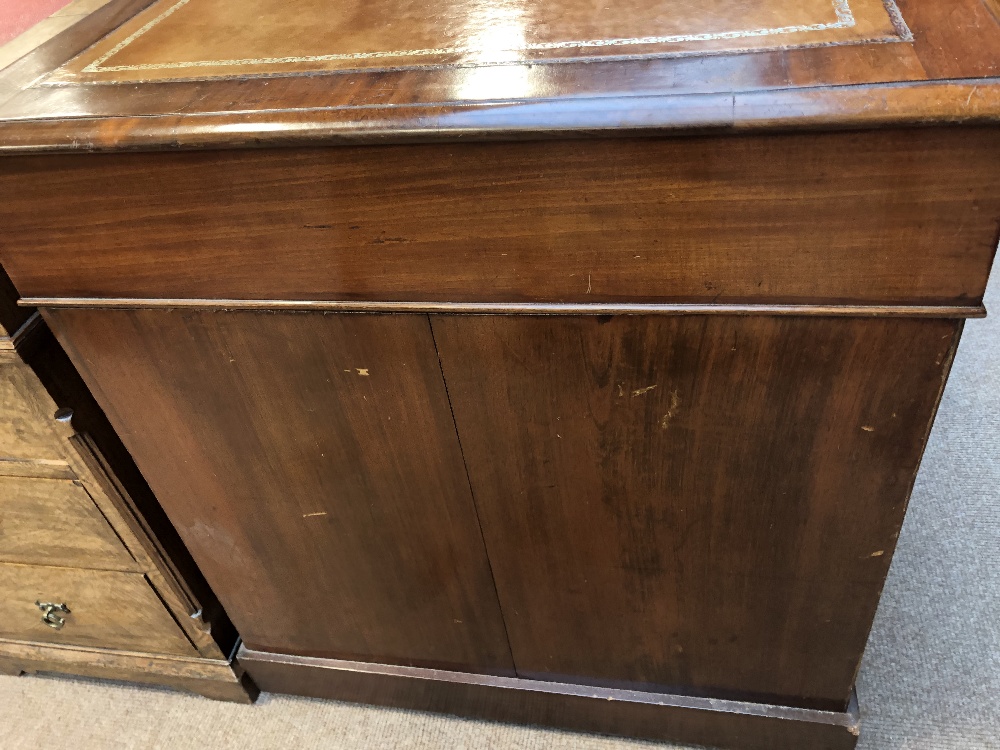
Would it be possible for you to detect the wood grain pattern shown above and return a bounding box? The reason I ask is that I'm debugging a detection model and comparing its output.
[0,639,256,702]
[4,83,1000,154]
[0,354,65,462]
[20,298,989,319]
[0,562,198,656]
[432,314,961,708]
[0,476,139,571]
[3,128,999,307]
[63,430,230,660]
[0,458,75,480]
[19,318,238,660]
[240,647,861,750]
[0,0,995,734]
[0,277,248,691]
[0,0,999,150]
[43,307,514,673]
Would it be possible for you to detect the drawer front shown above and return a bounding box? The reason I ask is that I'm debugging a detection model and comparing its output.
[0,358,63,463]
[1,129,998,307]
[0,476,138,571]
[0,563,197,656]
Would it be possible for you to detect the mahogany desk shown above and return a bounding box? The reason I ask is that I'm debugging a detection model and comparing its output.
[1,1,998,747]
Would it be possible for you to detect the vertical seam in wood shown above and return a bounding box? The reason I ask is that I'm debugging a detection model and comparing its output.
[426,314,517,671]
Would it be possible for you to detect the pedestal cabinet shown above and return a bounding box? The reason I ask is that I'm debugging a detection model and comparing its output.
[0,269,254,701]
[1,0,999,747]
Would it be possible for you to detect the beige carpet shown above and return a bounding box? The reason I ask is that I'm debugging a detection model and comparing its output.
[2,270,997,749]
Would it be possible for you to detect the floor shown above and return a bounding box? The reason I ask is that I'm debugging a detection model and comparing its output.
[1,5,998,750]
[0,0,109,69]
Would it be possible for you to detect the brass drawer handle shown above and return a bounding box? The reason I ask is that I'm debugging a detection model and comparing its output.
[36,601,71,630]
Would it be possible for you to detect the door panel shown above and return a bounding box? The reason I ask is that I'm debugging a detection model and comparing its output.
[44,308,513,673]
[432,314,959,706]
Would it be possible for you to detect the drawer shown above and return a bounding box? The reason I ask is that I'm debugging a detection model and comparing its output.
[0,476,139,571]
[1,129,999,307]
[0,358,63,462]
[0,563,197,656]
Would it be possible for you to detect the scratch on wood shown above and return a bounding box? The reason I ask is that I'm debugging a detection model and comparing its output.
[660,389,681,430]
[632,384,657,397]
[861,425,875,432]
[586,274,592,294]
[303,512,328,518]
[869,550,885,557]
[357,368,370,376]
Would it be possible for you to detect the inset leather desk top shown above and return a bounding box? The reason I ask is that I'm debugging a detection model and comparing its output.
[0,0,997,149]
[52,0,908,82]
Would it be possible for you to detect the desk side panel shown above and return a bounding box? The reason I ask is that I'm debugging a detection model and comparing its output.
[433,314,961,707]
[41,307,515,674]
[1,128,998,307]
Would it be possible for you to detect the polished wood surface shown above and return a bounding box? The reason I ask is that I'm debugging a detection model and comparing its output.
[0,351,68,463]
[3,128,999,308]
[4,313,239,658]
[0,0,998,149]
[1,0,998,741]
[0,269,251,699]
[0,476,139,571]
[21,318,240,659]
[43,308,514,673]
[240,647,861,750]
[433,314,959,708]
[20,299,992,319]
[0,639,256,703]
[0,563,197,655]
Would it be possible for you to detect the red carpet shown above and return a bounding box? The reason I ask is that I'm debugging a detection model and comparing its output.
[0,0,74,45]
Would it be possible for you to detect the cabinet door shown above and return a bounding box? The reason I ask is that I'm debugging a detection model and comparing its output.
[432,314,960,706]
[44,309,513,674]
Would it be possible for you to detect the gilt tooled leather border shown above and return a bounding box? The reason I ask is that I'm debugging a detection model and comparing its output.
[76,0,912,76]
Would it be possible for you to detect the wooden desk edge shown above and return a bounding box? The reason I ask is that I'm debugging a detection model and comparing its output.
[21,299,988,319]
[0,81,999,153]
[238,645,860,750]
[0,0,999,154]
